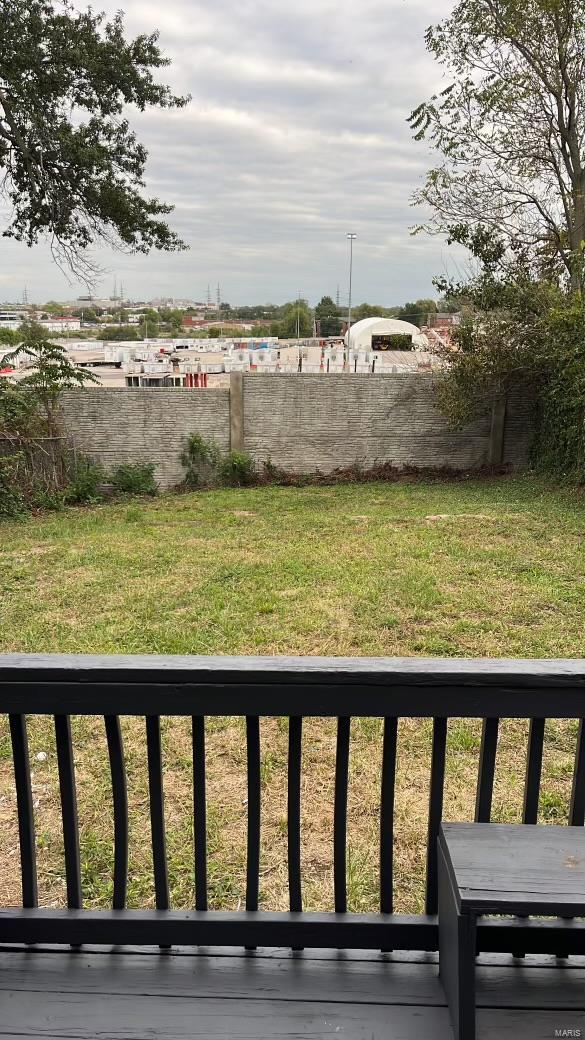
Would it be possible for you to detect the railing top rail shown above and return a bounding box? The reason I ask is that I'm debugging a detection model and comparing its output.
[0,653,584,685]
[0,654,584,717]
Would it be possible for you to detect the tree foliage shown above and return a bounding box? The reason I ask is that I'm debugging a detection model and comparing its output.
[395,299,437,327]
[102,325,141,341]
[352,303,395,320]
[435,268,585,480]
[279,300,313,338]
[0,0,189,279]
[315,296,341,336]
[1,322,98,435]
[410,0,585,289]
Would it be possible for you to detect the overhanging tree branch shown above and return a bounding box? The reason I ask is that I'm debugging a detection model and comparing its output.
[0,0,191,282]
[410,0,585,289]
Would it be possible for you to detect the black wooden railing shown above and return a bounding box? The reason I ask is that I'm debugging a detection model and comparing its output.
[1,654,585,952]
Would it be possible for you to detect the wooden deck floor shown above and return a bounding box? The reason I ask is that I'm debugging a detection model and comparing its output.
[1,945,584,1039]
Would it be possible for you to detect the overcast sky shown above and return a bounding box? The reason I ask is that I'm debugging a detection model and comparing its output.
[0,0,463,306]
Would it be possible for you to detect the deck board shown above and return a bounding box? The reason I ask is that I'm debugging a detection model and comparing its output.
[0,947,583,1039]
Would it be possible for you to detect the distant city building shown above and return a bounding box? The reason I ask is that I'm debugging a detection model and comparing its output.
[149,297,217,311]
[0,311,80,332]
[40,317,81,332]
[182,315,207,328]
[0,310,27,330]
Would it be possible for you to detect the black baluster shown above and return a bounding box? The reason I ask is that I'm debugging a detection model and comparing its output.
[146,716,169,913]
[475,718,499,822]
[380,716,398,953]
[192,716,208,912]
[54,715,82,910]
[425,717,447,916]
[334,716,350,914]
[288,716,303,914]
[9,714,38,908]
[246,717,261,950]
[380,717,398,915]
[523,718,545,824]
[104,716,128,910]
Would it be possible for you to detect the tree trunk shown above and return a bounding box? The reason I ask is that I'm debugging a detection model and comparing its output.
[569,172,585,291]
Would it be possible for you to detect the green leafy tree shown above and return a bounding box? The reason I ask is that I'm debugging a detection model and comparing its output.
[437,297,461,314]
[139,310,160,338]
[207,325,245,339]
[347,303,393,318]
[102,325,141,341]
[0,328,18,347]
[167,309,185,331]
[395,299,437,327]
[1,322,98,434]
[315,296,341,336]
[1,1,189,279]
[229,305,280,321]
[0,373,38,437]
[430,259,585,480]
[72,307,98,322]
[410,0,585,290]
[435,274,549,427]
[279,300,313,338]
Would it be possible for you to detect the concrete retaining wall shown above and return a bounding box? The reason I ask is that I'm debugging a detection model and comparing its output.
[243,374,492,473]
[59,375,534,488]
[60,388,230,488]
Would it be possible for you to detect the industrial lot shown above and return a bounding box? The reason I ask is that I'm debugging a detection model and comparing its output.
[1,315,451,388]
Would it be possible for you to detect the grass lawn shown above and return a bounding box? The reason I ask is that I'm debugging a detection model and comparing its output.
[1,476,584,914]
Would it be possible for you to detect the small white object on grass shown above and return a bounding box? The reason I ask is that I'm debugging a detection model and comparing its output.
[36,752,47,762]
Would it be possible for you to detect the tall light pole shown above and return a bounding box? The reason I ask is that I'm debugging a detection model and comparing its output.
[346,233,357,370]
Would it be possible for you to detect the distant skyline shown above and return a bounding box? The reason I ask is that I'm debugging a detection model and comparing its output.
[0,0,466,305]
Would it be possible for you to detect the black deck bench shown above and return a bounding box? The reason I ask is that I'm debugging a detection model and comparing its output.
[439,823,585,1039]
[1,654,585,1039]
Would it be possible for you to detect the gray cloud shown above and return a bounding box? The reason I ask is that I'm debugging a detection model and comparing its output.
[0,0,463,305]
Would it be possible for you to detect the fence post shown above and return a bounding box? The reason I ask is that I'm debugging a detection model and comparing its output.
[230,372,245,452]
[488,396,507,465]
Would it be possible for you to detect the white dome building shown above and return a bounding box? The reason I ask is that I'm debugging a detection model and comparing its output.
[345,317,429,351]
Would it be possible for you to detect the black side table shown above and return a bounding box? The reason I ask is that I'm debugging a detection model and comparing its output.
[438,822,585,1040]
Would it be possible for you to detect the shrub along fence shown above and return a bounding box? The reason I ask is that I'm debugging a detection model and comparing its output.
[0,436,67,495]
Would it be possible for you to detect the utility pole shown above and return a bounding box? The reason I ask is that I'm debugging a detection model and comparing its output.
[346,234,357,370]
